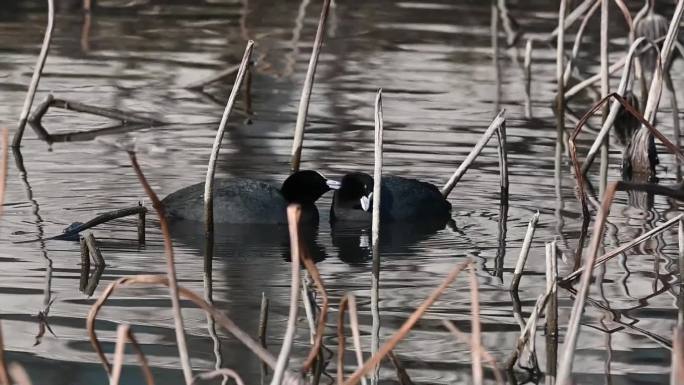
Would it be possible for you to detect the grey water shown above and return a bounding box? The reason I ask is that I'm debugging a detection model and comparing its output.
[0,1,682,384]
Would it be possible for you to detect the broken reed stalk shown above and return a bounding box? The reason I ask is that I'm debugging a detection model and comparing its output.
[545,241,558,385]
[127,152,193,385]
[386,352,414,385]
[184,64,241,90]
[370,89,384,384]
[13,0,54,147]
[506,290,553,370]
[469,265,483,385]
[299,245,329,374]
[29,94,164,128]
[204,40,254,278]
[0,128,8,216]
[442,321,504,385]
[441,110,506,198]
[569,93,684,217]
[562,213,684,283]
[342,261,470,385]
[137,202,146,245]
[84,233,105,266]
[556,182,622,385]
[673,326,684,385]
[270,205,303,385]
[192,369,245,385]
[86,275,305,385]
[110,324,129,385]
[125,329,155,385]
[555,0,567,212]
[290,0,332,173]
[338,294,368,385]
[544,0,595,43]
[51,205,148,241]
[80,237,90,292]
[580,37,659,174]
[524,39,533,118]
[496,119,508,198]
[510,211,540,292]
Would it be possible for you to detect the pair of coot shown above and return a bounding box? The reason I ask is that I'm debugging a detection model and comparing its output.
[162,171,451,224]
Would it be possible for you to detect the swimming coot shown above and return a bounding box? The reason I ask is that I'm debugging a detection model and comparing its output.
[330,172,452,223]
[162,170,339,224]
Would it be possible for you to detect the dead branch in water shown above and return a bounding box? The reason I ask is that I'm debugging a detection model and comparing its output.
[290,0,332,173]
[128,152,193,385]
[13,0,55,147]
[49,205,147,241]
[342,261,470,385]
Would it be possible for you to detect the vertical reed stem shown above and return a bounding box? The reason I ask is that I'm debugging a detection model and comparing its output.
[259,292,270,382]
[469,265,483,385]
[545,241,559,385]
[137,202,145,245]
[510,211,540,292]
[599,0,609,196]
[290,0,332,172]
[370,89,384,384]
[524,39,533,118]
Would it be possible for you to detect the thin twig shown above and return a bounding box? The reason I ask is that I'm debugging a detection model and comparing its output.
[184,64,241,90]
[0,128,8,216]
[343,261,470,385]
[524,39,533,118]
[128,152,193,385]
[13,0,54,147]
[270,205,303,385]
[441,110,506,197]
[290,0,332,172]
[49,205,148,241]
[510,211,540,292]
[337,294,367,385]
[299,245,329,373]
[126,329,155,385]
[258,292,270,378]
[386,351,414,385]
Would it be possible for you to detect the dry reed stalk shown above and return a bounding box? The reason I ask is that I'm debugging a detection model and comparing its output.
[524,39,533,118]
[259,292,270,377]
[342,261,470,385]
[337,294,367,385]
[204,41,254,275]
[126,329,155,385]
[642,0,684,123]
[545,0,595,43]
[510,211,540,292]
[110,324,129,385]
[52,205,148,241]
[13,0,54,147]
[469,265,483,385]
[270,205,303,385]
[563,0,600,86]
[128,152,193,384]
[86,275,305,385]
[137,202,146,245]
[7,363,31,385]
[562,213,684,282]
[192,369,245,385]
[0,128,8,216]
[442,320,504,385]
[673,326,684,385]
[79,237,90,292]
[496,120,508,198]
[299,247,329,373]
[441,110,506,198]
[569,93,684,217]
[598,0,610,196]
[545,241,559,385]
[506,291,552,370]
[370,89,384,384]
[580,37,659,174]
[290,0,332,172]
[679,218,684,327]
[0,322,9,385]
[556,182,623,385]
[565,56,627,100]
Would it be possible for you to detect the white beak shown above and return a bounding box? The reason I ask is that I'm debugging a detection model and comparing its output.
[326,180,341,190]
[360,192,373,211]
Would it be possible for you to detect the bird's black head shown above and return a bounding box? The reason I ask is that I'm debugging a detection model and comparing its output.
[280,170,339,204]
[335,172,374,211]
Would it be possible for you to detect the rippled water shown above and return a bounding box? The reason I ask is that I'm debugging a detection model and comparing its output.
[0,1,682,384]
